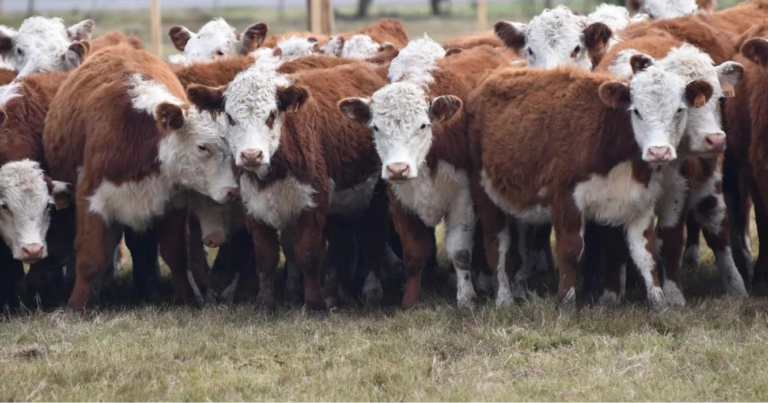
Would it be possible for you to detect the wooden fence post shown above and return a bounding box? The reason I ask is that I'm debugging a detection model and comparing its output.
[477,0,488,31]
[151,0,162,57]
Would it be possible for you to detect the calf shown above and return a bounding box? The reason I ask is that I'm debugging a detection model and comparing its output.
[169,18,267,63]
[188,58,389,312]
[322,19,409,57]
[0,17,94,77]
[44,45,238,311]
[467,62,713,311]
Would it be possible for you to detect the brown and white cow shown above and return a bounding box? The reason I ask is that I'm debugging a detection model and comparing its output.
[188,58,389,312]
[321,19,409,59]
[467,61,714,312]
[0,17,94,77]
[44,44,238,311]
[168,18,268,64]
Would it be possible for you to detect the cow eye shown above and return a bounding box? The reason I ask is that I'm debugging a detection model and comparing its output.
[1,203,8,211]
[571,45,581,58]
[215,50,225,56]
[226,113,235,126]
[197,144,208,152]
[420,123,427,130]
[16,48,23,57]
[634,109,642,120]
[372,125,379,132]
[527,48,534,57]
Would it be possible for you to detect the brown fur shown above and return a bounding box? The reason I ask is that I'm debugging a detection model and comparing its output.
[442,32,504,50]
[712,0,768,34]
[262,31,329,49]
[595,35,683,73]
[90,31,145,53]
[0,69,16,85]
[331,19,409,49]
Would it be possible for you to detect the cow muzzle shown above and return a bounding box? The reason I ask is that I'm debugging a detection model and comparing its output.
[20,243,45,263]
[240,149,264,167]
[385,163,412,181]
[703,133,726,154]
[645,145,676,163]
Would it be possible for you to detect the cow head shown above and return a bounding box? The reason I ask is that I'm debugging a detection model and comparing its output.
[274,36,320,60]
[332,34,389,59]
[599,58,713,163]
[494,6,594,70]
[0,17,94,77]
[629,0,697,19]
[187,61,308,180]
[0,160,72,264]
[339,82,462,181]
[169,18,268,62]
[126,74,238,203]
[657,44,743,156]
[320,35,345,56]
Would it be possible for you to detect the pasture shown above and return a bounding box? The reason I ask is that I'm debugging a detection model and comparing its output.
[2,232,768,401]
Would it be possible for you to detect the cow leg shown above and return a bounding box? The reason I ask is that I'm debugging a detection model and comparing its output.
[0,242,24,311]
[551,196,584,314]
[683,212,702,270]
[594,224,629,306]
[723,156,752,284]
[359,179,389,306]
[323,217,352,309]
[207,240,235,303]
[185,211,209,300]
[581,222,602,300]
[156,209,197,304]
[280,224,302,303]
[471,223,494,297]
[444,182,476,308]
[231,228,258,303]
[25,207,76,307]
[625,213,665,312]
[750,179,768,291]
[657,216,687,306]
[294,208,328,312]
[390,201,434,310]
[248,220,280,313]
[471,172,515,306]
[123,227,159,301]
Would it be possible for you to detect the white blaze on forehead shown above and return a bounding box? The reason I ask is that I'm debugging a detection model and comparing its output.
[369,81,433,178]
[642,0,697,19]
[127,74,184,119]
[630,65,688,158]
[276,36,317,60]
[9,17,78,76]
[523,6,591,70]
[342,35,381,59]
[0,159,54,258]
[183,18,239,62]
[388,35,445,85]
[586,4,634,33]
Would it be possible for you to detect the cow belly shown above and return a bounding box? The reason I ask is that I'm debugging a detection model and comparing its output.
[479,169,551,225]
[87,175,173,232]
[328,175,378,217]
[573,161,663,227]
[391,161,467,227]
[241,175,317,229]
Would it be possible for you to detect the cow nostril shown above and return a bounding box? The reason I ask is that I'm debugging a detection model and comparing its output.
[226,188,240,202]
[204,239,214,248]
[21,243,43,258]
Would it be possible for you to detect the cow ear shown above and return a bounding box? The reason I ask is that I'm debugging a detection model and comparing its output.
[64,41,90,71]
[741,38,768,66]
[49,180,74,210]
[169,26,194,51]
[187,84,226,114]
[277,85,309,113]
[0,26,17,58]
[154,103,186,131]
[338,97,371,123]
[716,61,743,97]
[430,95,462,123]
[599,81,631,110]
[67,19,94,41]
[445,48,463,57]
[685,79,714,108]
[494,21,527,53]
[583,22,612,66]
[240,22,268,52]
[327,36,344,56]
[630,53,654,74]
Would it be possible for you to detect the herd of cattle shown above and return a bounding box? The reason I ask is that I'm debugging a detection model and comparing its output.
[1,0,768,315]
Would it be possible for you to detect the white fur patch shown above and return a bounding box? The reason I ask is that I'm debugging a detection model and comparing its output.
[715,247,747,297]
[495,222,515,306]
[0,82,22,108]
[178,18,241,62]
[276,36,317,61]
[127,74,184,119]
[342,35,381,59]
[641,0,697,19]
[391,161,468,227]
[388,35,445,85]
[480,170,551,225]
[240,175,316,229]
[688,168,725,235]
[519,6,592,70]
[656,162,688,229]
[88,174,172,232]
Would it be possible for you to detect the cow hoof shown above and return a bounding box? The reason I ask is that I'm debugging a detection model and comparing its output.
[647,286,667,312]
[723,275,748,297]
[510,280,528,303]
[662,281,686,307]
[597,290,621,307]
[362,272,383,306]
[475,273,495,295]
[255,296,275,315]
[456,288,477,309]
[682,245,700,270]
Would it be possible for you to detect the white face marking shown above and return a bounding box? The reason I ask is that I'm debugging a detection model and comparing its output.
[368,83,434,180]
[276,36,317,60]
[180,18,240,62]
[0,160,59,263]
[222,61,288,175]
[628,66,689,162]
[387,35,445,85]
[641,0,697,19]
[1,17,91,77]
[342,35,381,59]
[519,6,592,70]
[657,45,739,157]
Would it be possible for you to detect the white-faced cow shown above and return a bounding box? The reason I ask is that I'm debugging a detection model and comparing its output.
[169,18,268,63]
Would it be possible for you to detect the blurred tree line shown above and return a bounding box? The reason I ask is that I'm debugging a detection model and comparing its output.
[355,0,625,18]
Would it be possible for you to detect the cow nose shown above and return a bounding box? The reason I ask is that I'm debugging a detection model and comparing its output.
[240,149,263,166]
[225,187,240,202]
[204,232,225,248]
[21,243,44,260]
[647,146,675,162]
[704,133,726,153]
[386,163,411,180]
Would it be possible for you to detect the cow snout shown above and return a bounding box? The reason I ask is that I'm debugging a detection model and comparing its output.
[21,243,44,262]
[225,187,240,202]
[204,232,225,248]
[386,163,411,181]
[704,133,726,153]
[240,149,263,166]
[646,146,675,163]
